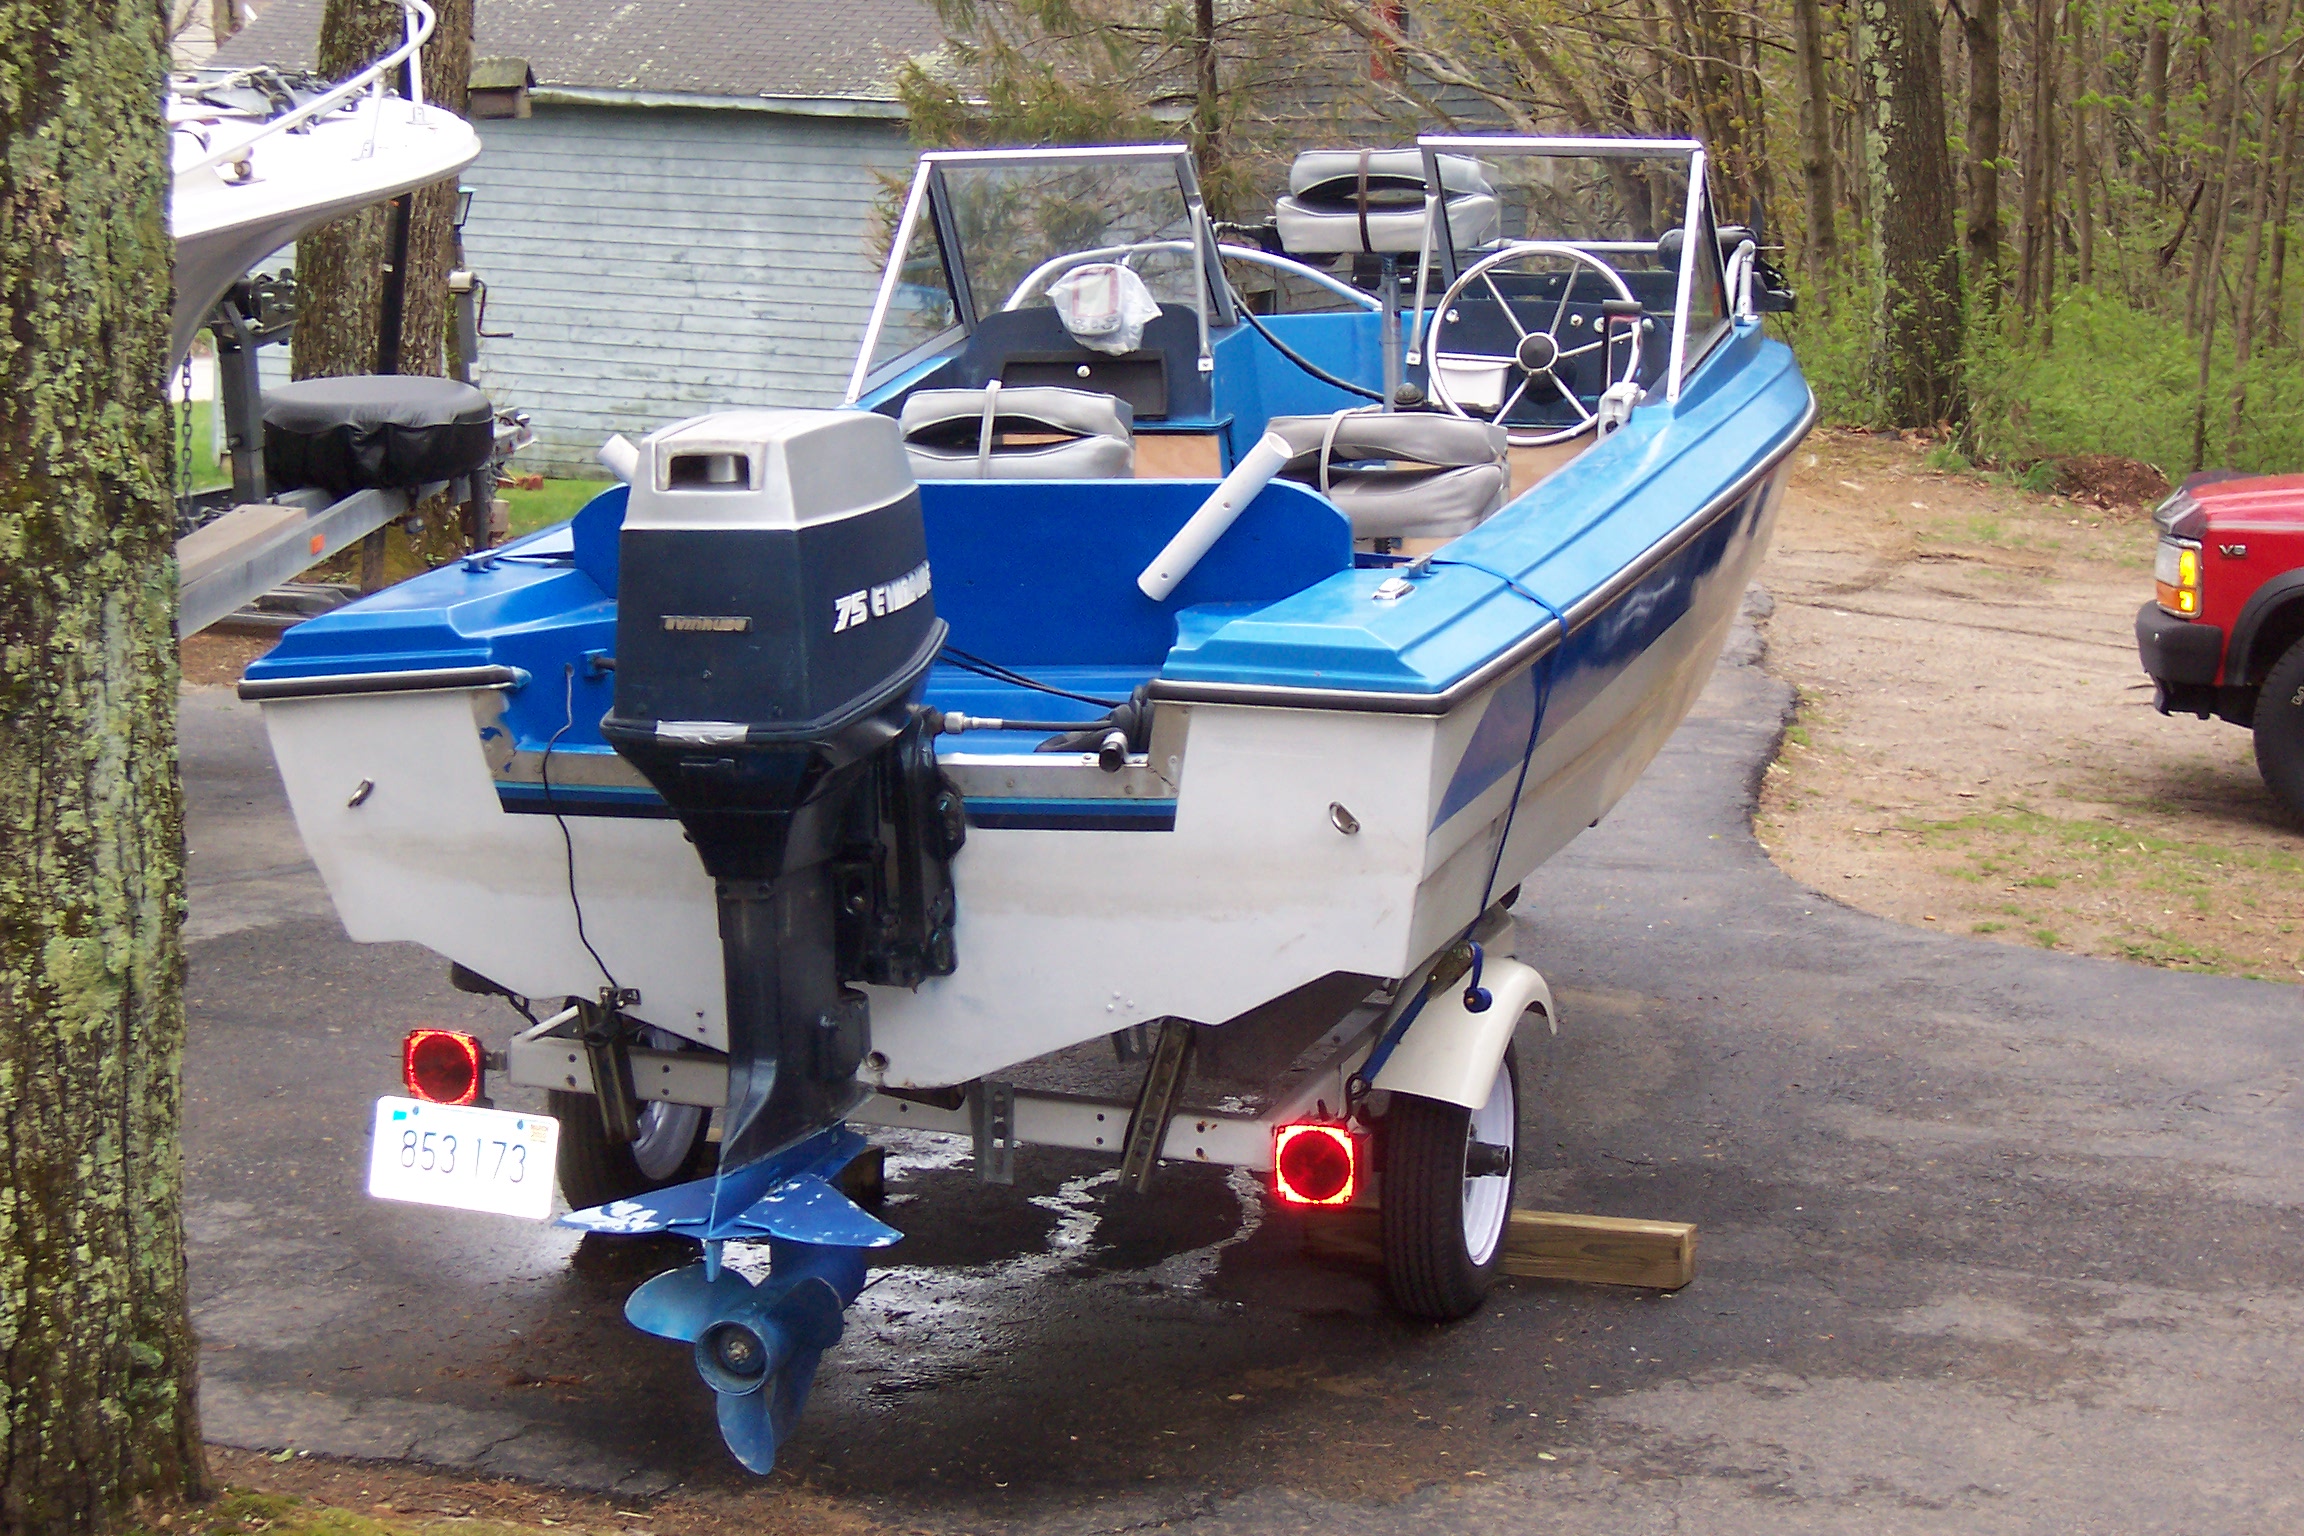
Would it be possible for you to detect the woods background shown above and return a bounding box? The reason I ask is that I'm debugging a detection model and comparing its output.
[902,0,2304,477]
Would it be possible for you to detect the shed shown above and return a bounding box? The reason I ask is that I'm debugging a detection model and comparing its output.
[211,0,943,475]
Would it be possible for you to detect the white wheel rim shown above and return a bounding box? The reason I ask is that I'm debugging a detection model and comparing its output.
[1462,1055,1515,1267]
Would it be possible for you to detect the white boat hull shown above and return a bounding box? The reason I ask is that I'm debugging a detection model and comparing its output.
[257,461,1786,1089]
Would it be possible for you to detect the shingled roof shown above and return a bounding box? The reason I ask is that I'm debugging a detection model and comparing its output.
[210,0,944,105]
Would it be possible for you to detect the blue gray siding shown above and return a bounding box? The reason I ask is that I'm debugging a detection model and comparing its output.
[459,103,912,475]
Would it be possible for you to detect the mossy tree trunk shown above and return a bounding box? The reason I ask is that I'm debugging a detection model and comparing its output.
[1860,0,1965,425]
[0,2,211,1532]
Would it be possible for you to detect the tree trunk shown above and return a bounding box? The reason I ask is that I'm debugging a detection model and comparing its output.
[2071,0,2093,287]
[210,0,242,44]
[2225,0,2295,449]
[1191,0,1222,210]
[0,2,210,1531]
[2191,5,2249,471]
[1794,0,1841,290]
[2267,64,2301,346]
[292,0,473,384]
[2146,21,2170,196]
[2038,0,2059,337]
[1862,0,1966,423]
[2186,1,2235,337]
[1960,0,2003,306]
[2017,0,2054,316]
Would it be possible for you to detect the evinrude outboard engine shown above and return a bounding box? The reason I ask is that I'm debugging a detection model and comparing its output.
[601,409,963,1174]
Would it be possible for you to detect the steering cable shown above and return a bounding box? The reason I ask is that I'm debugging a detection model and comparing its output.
[1224,278,1385,402]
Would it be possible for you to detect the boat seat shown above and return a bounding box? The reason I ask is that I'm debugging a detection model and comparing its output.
[262,375,495,496]
[1272,148,1499,256]
[900,384,1134,480]
[1267,411,1510,541]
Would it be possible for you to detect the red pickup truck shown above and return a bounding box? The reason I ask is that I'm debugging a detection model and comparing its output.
[2135,473,2304,821]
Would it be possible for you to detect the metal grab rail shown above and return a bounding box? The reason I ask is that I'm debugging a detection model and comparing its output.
[177,0,439,179]
[1003,242,1384,315]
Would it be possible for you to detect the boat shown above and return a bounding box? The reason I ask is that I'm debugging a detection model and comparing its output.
[237,136,1813,1472]
[170,0,480,368]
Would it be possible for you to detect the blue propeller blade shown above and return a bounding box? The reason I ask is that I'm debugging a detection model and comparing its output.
[716,1377,781,1473]
[624,1261,750,1342]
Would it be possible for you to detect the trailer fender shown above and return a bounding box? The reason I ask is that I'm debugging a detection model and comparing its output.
[1371,958,1554,1111]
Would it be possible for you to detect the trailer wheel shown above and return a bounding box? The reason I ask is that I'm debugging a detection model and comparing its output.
[2254,636,2304,824]
[549,1030,715,1209]
[1380,1042,1519,1320]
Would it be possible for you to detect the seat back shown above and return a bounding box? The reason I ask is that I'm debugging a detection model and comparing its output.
[1267,410,1510,541]
[900,384,1134,480]
[1272,148,1500,257]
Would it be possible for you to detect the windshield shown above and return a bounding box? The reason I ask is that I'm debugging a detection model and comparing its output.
[1471,153,1692,247]
[1418,139,1727,399]
[937,158,1204,317]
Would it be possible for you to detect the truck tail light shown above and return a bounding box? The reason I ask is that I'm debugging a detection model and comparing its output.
[2155,538,2201,616]
[404,1028,485,1105]
[1273,1122,1358,1206]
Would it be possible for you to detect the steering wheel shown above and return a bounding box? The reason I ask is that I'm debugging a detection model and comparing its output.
[1422,241,1641,447]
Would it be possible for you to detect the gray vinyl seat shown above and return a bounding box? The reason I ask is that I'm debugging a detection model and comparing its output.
[1266,410,1511,540]
[899,385,1134,479]
[1272,148,1500,256]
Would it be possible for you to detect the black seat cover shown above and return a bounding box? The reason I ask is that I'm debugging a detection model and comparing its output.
[263,375,494,495]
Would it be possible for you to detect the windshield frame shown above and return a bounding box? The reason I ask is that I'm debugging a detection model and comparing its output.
[1412,136,1726,404]
[846,144,1234,404]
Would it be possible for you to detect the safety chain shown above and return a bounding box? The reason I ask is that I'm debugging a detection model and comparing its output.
[175,352,196,530]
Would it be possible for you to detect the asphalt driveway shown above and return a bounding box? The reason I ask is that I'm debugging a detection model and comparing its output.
[181,607,2304,1533]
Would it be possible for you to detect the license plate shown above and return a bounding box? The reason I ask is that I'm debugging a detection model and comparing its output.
[368,1096,558,1220]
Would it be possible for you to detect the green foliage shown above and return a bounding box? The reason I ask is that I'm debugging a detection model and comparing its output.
[1792,277,2304,476]
[1774,299,1886,426]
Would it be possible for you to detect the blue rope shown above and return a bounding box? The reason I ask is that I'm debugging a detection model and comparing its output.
[1424,558,1569,914]
[1355,977,1433,1089]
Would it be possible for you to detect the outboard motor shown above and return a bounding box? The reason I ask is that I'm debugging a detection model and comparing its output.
[600,409,964,1175]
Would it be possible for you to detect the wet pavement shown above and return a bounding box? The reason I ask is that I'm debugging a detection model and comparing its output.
[183,610,2304,1533]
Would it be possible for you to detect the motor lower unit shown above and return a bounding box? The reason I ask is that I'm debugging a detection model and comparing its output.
[601,409,962,1173]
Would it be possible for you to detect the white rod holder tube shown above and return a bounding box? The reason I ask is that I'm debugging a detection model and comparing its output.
[598,433,641,483]
[1137,431,1292,602]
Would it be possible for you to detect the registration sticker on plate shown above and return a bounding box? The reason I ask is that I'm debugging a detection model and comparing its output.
[368,1096,559,1220]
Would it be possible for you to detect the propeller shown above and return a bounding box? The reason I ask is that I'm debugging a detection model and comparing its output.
[625,1242,869,1473]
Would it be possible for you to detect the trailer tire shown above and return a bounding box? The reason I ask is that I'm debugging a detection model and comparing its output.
[1380,1042,1519,1320]
[549,1030,716,1210]
[2253,637,2304,825]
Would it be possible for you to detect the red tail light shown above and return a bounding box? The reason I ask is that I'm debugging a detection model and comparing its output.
[403,1028,485,1105]
[1273,1122,1358,1206]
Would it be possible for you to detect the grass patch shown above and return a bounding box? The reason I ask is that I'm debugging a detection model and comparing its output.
[501,478,611,540]
[1894,804,2304,977]
[130,1490,530,1536]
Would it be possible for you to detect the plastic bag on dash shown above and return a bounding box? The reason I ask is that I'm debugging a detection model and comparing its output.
[1047,263,1163,355]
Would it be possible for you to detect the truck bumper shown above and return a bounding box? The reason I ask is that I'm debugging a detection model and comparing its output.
[2136,600,2221,718]
[2135,601,2223,686]
[2135,602,2254,721]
